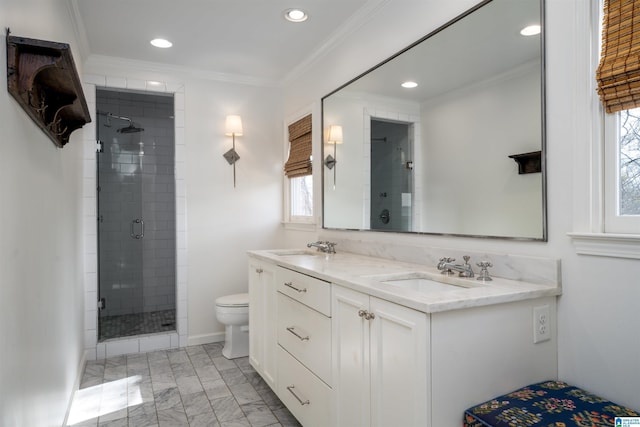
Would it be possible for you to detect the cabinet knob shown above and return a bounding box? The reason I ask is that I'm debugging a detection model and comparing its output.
[358,310,375,320]
[256,268,263,273]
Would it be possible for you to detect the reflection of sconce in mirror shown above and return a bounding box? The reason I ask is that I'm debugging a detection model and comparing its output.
[223,115,243,187]
[325,125,343,188]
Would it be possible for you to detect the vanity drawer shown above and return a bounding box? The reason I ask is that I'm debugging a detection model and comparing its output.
[277,292,332,385]
[276,267,331,316]
[277,345,332,427]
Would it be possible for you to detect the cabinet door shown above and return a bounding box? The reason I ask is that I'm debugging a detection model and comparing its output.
[332,285,370,427]
[369,297,429,427]
[248,259,277,390]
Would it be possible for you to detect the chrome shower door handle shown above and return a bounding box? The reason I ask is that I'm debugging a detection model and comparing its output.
[130,218,144,239]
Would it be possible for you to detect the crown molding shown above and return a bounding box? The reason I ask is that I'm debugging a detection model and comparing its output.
[84,54,280,88]
[66,0,90,61]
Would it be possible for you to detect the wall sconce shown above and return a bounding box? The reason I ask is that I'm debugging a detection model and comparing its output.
[223,115,243,187]
[325,125,343,188]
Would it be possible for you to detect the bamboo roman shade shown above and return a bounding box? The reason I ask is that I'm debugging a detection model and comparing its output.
[284,114,312,178]
[597,0,640,113]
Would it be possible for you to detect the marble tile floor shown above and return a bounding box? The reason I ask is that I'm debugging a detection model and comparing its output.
[66,342,301,427]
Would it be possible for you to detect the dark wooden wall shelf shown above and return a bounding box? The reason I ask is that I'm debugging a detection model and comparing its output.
[6,31,91,148]
[508,151,542,174]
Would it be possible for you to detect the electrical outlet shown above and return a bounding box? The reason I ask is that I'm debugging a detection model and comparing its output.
[533,305,550,343]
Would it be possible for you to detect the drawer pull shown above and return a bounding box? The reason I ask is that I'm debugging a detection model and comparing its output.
[284,281,307,293]
[286,326,310,341]
[286,385,310,406]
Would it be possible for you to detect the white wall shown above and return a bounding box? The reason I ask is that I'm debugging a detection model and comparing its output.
[421,63,542,237]
[283,0,640,410]
[82,59,285,346]
[0,1,86,425]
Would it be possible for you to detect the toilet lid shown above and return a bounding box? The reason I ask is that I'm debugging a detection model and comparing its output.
[216,292,249,307]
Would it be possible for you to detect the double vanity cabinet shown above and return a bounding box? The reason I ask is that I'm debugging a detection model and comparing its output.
[247,249,561,427]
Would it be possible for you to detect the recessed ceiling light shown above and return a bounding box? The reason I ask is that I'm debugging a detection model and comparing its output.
[285,9,308,22]
[150,38,172,48]
[401,81,418,89]
[520,25,541,36]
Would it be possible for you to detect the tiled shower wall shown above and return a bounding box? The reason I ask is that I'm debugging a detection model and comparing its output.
[97,89,176,316]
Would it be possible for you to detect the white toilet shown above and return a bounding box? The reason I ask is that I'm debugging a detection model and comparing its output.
[215,293,249,359]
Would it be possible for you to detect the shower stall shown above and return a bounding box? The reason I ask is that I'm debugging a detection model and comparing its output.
[96,88,176,341]
[370,118,413,232]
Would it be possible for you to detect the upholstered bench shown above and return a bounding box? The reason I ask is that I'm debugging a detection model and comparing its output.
[464,380,639,426]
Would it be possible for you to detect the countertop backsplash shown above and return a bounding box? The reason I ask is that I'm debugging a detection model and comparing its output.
[317,234,561,287]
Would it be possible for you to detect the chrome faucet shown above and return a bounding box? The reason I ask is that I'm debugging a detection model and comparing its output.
[437,255,474,278]
[307,240,337,254]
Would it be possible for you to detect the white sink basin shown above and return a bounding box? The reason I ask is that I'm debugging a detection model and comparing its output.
[383,277,468,293]
[374,272,477,294]
[270,249,321,257]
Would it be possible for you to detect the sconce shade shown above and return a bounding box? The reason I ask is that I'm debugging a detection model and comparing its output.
[328,125,343,144]
[225,115,243,136]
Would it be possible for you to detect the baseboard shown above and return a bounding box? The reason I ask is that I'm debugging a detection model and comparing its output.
[62,350,87,427]
[188,331,225,346]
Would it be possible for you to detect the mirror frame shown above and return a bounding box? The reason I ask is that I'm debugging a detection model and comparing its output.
[321,0,547,241]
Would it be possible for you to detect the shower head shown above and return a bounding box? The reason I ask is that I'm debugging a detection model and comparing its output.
[117,123,145,134]
[98,111,144,133]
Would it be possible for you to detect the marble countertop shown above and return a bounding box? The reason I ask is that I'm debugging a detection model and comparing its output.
[248,249,562,314]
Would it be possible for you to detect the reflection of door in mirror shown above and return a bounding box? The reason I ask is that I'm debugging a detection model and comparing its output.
[370,119,413,232]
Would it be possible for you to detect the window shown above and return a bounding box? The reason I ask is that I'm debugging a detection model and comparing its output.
[604,108,640,232]
[597,0,640,234]
[290,175,313,219]
[568,0,640,258]
[284,114,314,223]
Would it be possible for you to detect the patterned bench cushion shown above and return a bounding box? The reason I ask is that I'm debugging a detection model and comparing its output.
[464,380,639,427]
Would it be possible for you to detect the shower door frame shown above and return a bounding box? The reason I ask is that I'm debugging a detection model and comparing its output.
[81,75,188,360]
[95,108,155,341]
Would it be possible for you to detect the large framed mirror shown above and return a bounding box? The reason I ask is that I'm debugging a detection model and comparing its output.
[322,0,546,240]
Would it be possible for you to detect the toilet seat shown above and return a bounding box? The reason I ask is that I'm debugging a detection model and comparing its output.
[216,293,249,307]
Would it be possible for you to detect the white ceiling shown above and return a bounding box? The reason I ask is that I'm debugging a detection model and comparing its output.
[69,0,372,85]
[336,0,541,102]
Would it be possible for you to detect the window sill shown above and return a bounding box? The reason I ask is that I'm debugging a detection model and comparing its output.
[568,232,640,259]
[283,221,318,232]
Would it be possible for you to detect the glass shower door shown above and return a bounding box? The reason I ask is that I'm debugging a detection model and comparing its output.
[97,114,145,341]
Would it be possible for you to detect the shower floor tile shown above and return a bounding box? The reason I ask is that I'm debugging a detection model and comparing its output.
[99,309,176,341]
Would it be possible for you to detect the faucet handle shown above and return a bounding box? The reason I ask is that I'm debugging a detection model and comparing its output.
[437,257,456,275]
[463,255,471,265]
[476,261,493,281]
